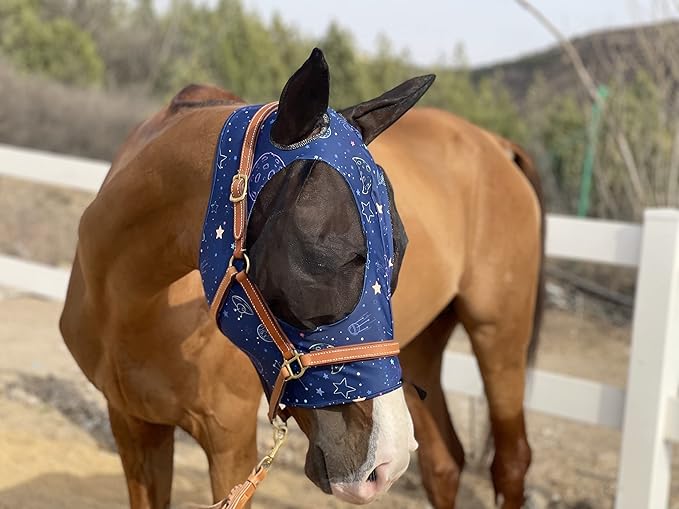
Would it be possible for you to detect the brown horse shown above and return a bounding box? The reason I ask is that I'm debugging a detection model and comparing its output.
[60,49,543,509]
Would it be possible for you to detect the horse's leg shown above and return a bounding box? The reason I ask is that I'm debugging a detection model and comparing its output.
[183,400,259,503]
[108,403,175,509]
[401,304,464,509]
[457,287,536,509]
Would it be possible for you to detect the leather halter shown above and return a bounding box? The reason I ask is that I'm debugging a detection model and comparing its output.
[210,102,401,422]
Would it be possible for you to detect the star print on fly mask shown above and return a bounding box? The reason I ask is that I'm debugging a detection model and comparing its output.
[333,378,356,399]
[199,104,402,408]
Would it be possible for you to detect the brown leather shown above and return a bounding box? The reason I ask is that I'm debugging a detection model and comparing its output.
[299,342,400,367]
[232,102,278,259]
[220,465,268,509]
[210,266,238,320]
[236,270,296,360]
[268,373,288,422]
[267,340,400,421]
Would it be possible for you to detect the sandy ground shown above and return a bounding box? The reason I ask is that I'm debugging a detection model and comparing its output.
[2,292,678,509]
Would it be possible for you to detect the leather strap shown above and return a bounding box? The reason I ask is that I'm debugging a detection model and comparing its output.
[236,270,296,360]
[295,342,401,368]
[231,102,278,259]
[210,266,238,319]
[267,340,400,421]
[209,465,268,509]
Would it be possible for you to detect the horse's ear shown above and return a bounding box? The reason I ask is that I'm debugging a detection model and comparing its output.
[271,48,330,146]
[339,74,436,144]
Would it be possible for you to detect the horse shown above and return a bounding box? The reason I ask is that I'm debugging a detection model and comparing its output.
[60,48,543,509]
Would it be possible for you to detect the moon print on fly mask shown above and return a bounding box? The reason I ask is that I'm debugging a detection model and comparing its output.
[250,152,285,200]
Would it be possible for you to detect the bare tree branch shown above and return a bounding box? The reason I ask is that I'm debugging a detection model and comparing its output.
[145,6,180,94]
[616,132,647,204]
[592,150,622,217]
[514,0,602,106]
[516,0,679,219]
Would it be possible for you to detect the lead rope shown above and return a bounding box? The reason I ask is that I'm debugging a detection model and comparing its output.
[199,418,288,509]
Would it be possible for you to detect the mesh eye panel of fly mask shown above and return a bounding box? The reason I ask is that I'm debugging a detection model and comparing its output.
[199,103,402,413]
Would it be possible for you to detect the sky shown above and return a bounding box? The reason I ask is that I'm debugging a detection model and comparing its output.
[230,0,679,66]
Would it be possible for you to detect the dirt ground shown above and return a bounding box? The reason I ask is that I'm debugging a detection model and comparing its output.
[1,290,678,509]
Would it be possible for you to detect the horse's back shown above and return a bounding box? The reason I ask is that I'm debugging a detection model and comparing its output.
[371,108,542,341]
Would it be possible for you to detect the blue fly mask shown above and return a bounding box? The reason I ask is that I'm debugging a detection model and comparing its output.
[200,102,402,421]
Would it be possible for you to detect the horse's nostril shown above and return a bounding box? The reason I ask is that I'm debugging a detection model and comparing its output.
[367,468,378,483]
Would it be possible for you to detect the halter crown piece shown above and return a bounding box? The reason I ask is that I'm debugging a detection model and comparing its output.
[199,102,402,508]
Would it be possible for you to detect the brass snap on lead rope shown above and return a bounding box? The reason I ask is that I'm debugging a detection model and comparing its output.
[255,417,288,471]
[197,418,288,509]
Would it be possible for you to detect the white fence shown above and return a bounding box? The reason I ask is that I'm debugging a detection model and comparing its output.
[1,143,678,508]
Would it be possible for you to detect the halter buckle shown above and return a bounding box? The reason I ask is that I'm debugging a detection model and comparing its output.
[281,351,308,381]
[229,174,248,203]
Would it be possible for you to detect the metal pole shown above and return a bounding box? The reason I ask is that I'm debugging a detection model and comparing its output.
[577,84,609,217]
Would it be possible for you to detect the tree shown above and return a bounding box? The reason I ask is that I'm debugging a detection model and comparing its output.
[515,0,679,220]
[0,0,104,86]
[149,0,217,97]
[365,35,412,98]
[420,45,526,142]
[203,0,288,101]
[318,22,369,108]
[524,74,588,213]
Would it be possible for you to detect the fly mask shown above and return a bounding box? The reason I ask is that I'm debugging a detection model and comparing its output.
[199,102,402,422]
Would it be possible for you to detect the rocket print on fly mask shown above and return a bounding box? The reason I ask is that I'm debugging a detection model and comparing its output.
[199,105,403,409]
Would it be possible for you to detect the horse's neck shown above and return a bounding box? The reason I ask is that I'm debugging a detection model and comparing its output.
[80,108,230,317]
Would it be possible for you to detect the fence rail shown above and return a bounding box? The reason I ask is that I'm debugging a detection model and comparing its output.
[1,143,678,509]
[0,143,107,192]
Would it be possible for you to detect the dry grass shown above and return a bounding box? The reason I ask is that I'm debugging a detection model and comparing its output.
[0,60,158,160]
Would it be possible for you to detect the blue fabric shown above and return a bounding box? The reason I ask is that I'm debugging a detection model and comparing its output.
[200,105,402,408]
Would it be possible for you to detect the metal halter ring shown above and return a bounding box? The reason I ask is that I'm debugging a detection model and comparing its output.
[228,252,251,273]
[281,351,308,381]
[229,174,248,203]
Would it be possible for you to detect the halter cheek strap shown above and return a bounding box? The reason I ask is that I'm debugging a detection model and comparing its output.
[210,102,401,423]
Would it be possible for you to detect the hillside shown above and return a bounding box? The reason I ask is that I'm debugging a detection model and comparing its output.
[2,16,677,162]
[473,20,679,103]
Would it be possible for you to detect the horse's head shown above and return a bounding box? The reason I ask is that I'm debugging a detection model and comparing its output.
[244,49,434,503]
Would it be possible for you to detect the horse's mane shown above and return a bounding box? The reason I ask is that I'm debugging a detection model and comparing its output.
[168,83,245,114]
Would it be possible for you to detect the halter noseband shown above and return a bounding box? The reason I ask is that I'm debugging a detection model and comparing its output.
[209,102,401,423]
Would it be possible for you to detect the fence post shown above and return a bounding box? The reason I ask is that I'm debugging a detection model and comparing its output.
[616,209,679,509]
